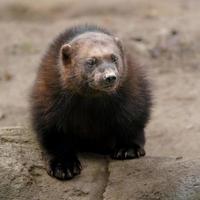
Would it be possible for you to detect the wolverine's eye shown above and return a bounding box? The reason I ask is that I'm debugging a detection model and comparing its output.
[86,57,97,68]
[111,54,118,63]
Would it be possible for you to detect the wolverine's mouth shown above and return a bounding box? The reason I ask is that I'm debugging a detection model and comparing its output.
[88,82,118,92]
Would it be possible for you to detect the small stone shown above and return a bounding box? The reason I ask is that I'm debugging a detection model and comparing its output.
[145,9,159,18]
[0,113,6,120]
[186,124,193,130]
[171,29,178,36]
[176,156,183,160]
[131,37,144,42]
[4,71,13,81]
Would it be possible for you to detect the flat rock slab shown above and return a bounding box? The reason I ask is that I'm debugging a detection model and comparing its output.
[104,158,200,200]
[0,127,108,200]
[1,127,200,200]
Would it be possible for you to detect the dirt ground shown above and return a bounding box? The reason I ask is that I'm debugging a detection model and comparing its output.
[0,0,200,159]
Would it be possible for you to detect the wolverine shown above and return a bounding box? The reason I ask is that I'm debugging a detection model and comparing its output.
[30,24,152,180]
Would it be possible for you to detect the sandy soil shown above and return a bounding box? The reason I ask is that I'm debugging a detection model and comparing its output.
[0,0,200,158]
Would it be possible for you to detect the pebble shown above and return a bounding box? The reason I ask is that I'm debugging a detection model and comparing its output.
[0,112,6,120]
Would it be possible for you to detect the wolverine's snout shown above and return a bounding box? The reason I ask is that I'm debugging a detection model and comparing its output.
[103,67,118,81]
[104,74,117,84]
[89,68,119,92]
[103,71,117,85]
[93,68,119,92]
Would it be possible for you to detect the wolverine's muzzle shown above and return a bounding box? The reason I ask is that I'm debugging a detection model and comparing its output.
[103,73,117,85]
[89,67,119,92]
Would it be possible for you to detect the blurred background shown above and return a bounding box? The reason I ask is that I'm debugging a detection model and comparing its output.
[0,0,200,158]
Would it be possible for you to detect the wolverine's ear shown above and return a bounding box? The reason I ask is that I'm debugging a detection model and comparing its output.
[114,37,124,53]
[60,43,72,65]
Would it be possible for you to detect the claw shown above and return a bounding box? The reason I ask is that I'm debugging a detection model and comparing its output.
[111,147,145,160]
[47,158,82,180]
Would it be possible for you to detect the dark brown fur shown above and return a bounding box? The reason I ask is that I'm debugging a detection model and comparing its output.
[30,25,152,180]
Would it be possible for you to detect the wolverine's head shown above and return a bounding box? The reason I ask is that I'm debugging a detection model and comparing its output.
[60,32,126,95]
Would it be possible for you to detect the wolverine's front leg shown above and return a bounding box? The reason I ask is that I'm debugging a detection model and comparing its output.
[46,153,82,180]
[111,127,146,160]
[38,128,82,180]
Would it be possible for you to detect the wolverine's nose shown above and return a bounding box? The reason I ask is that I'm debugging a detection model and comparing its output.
[104,75,117,84]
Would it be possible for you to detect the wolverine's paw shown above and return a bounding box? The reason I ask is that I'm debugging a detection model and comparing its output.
[47,158,82,180]
[111,146,145,160]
